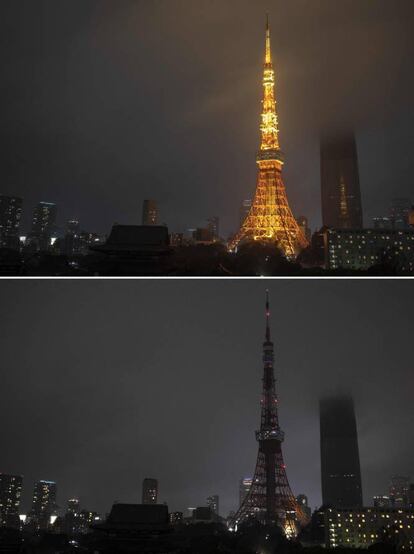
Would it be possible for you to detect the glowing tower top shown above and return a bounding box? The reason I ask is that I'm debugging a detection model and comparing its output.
[229,18,308,257]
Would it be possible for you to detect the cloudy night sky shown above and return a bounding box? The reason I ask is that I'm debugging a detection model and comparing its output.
[0,279,412,517]
[1,0,414,237]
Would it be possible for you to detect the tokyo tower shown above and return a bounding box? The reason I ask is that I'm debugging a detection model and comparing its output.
[230,292,309,537]
[229,19,308,258]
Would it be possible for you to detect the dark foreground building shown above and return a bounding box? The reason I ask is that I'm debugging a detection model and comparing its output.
[320,395,363,508]
[320,134,363,229]
[90,225,171,275]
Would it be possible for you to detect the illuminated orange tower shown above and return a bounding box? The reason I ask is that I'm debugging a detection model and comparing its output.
[229,18,308,257]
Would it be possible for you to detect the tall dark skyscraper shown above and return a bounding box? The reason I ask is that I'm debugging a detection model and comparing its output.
[142,478,158,504]
[320,395,363,508]
[30,480,57,529]
[0,473,23,528]
[206,495,219,515]
[29,202,57,250]
[142,199,158,225]
[320,134,363,229]
[0,195,23,249]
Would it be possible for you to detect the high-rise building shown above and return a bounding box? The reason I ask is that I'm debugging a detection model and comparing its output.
[324,227,414,272]
[296,216,312,243]
[142,478,158,504]
[207,217,219,241]
[320,133,363,229]
[390,198,411,229]
[239,200,252,228]
[30,202,57,250]
[296,494,311,520]
[0,196,23,249]
[373,495,390,508]
[229,19,308,256]
[142,200,158,225]
[389,475,409,508]
[67,498,80,515]
[0,474,23,528]
[66,219,80,235]
[320,395,363,508]
[239,477,252,507]
[206,495,219,516]
[322,506,414,550]
[169,511,183,525]
[30,480,57,529]
[409,484,414,509]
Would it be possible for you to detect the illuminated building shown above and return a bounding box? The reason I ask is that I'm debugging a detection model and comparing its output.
[142,478,158,504]
[30,480,57,530]
[320,395,363,508]
[29,202,57,251]
[296,494,311,520]
[0,474,23,528]
[373,216,393,230]
[169,511,183,525]
[374,496,391,508]
[390,476,410,508]
[0,196,23,250]
[230,293,308,537]
[320,133,363,229]
[230,19,307,257]
[142,199,158,225]
[206,495,219,516]
[67,498,79,514]
[323,506,414,550]
[239,477,252,507]
[324,228,414,272]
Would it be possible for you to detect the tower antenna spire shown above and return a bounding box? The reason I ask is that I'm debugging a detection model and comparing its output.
[265,289,271,342]
[265,14,271,64]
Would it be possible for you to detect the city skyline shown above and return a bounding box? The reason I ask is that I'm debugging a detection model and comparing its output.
[0,280,412,518]
[1,1,413,238]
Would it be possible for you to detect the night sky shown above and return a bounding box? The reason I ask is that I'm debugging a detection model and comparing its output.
[1,0,414,237]
[1,279,412,517]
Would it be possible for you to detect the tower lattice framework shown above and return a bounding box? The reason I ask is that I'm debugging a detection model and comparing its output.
[231,292,309,537]
[229,19,308,258]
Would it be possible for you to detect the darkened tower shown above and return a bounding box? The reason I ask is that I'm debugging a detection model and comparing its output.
[320,395,363,508]
[231,292,308,537]
[320,134,363,229]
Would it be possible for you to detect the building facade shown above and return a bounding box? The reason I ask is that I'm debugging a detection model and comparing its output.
[390,476,410,508]
[239,478,253,507]
[324,506,414,550]
[320,133,363,229]
[30,480,57,529]
[0,196,23,250]
[29,202,57,251]
[0,474,23,528]
[324,228,414,272]
[142,200,158,225]
[206,495,219,516]
[142,478,158,504]
[320,395,363,508]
